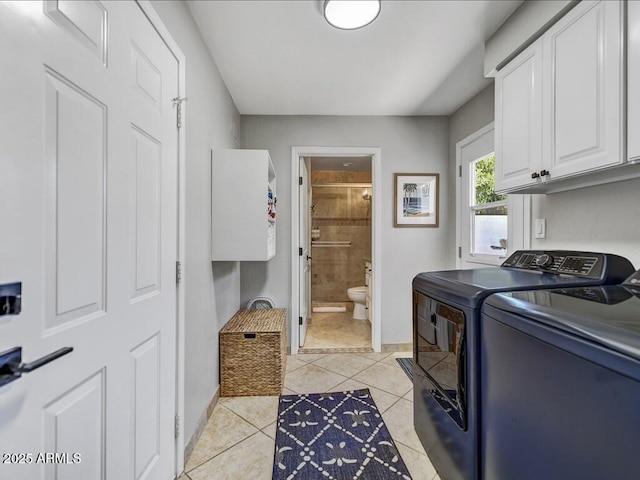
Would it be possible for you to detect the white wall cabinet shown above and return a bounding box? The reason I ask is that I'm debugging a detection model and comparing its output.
[543,0,623,178]
[211,149,276,261]
[495,38,543,191]
[629,0,640,162]
[495,0,625,193]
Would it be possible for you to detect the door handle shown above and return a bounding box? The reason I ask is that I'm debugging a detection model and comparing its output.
[0,346,73,387]
[306,255,312,261]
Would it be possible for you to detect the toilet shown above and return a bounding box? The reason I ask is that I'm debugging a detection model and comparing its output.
[347,286,367,320]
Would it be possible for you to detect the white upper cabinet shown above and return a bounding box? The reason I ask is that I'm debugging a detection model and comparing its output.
[543,0,623,178]
[211,149,276,261]
[495,0,626,193]
[629,0,640,162]
[495,39,543,192]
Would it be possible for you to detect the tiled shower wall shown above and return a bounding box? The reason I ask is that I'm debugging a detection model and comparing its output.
[311,171,372,303]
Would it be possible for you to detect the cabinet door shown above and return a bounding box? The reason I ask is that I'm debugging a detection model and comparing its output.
[543,0,623,178]
[629,1,640,162]
[495,39,543,193]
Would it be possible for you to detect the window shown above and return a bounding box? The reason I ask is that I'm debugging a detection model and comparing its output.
[456,123,530,268]
[470,153,508,258]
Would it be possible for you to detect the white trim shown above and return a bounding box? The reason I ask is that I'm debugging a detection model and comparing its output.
[135,2,187,476]
[456,123,495,268]
[290,146,382,354]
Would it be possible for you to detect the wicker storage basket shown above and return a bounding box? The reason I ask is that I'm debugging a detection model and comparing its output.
[219,308,287,397]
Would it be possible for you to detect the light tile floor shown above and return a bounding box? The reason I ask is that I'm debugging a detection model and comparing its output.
[179,351,440,480]
[300,311,372,351]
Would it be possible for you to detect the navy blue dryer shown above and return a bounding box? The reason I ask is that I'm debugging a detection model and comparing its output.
[480,270,640,480]
[411,250,634,480]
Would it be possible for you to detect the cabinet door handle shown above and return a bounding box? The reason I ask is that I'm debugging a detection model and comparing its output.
[531,172,540,179]
[540,169,550,177]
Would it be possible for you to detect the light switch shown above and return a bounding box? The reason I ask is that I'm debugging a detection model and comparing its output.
[535,218,546,239]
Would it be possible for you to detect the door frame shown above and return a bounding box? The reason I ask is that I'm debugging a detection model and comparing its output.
[290,146,382,354]
[135,2,186,476]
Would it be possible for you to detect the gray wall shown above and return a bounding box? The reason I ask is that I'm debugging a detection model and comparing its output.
[531,180,640,267]
[448,84,496,265]
[241,116,450,345]
[150,0,242,445]
[484,0,577,76]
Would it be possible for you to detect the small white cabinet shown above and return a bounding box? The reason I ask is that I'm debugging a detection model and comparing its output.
[495,0,624,193]
[629,0,640,162]
[495,38,543,192]
[211,149,276,261]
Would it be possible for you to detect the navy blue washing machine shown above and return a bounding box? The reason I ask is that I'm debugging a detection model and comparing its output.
[412,250,635,480]
[480,269,640,480]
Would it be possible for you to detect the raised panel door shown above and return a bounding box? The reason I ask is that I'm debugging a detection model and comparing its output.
[543,0,624,178]
[495,39,543,193]
[0,2,178,479]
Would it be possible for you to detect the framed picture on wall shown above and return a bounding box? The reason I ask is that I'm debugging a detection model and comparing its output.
[394,173,439,227]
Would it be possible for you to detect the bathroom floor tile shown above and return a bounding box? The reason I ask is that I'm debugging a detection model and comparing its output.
[302,311,371,350]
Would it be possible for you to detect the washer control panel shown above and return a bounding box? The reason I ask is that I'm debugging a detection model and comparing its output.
[502,250,603,277]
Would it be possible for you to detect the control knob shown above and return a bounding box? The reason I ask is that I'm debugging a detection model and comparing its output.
[535,253,554,269]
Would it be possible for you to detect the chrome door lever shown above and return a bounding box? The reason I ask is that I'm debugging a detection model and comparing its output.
[0,346,73,387]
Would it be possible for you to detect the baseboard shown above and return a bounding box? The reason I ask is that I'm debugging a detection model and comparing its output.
[382,343,412,352]
[184,386,220,466]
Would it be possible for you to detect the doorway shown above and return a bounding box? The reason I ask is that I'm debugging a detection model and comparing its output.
[303,157,372,351]
[290,147,382,355]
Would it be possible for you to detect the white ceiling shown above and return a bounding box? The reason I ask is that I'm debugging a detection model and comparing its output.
[187,0,522,116]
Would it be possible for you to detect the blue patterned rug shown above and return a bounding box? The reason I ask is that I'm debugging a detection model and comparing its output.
[272,389,412,480]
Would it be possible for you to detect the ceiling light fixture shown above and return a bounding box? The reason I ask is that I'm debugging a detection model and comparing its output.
[324,0,381,30]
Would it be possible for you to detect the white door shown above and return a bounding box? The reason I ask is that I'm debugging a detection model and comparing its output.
[298,158,311,347]
[0,2,179,479]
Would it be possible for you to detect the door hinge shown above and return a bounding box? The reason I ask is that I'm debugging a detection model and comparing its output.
[458,165,462,177]
[174,414,180,438]
[458,246,462,259]
[299,176,303,186]
[176,261,182,284]
[172,96,187,129]
[299,316,303,326]
[299,247,303,256]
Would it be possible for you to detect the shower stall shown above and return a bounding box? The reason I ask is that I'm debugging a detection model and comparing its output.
[311,181,372,311]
